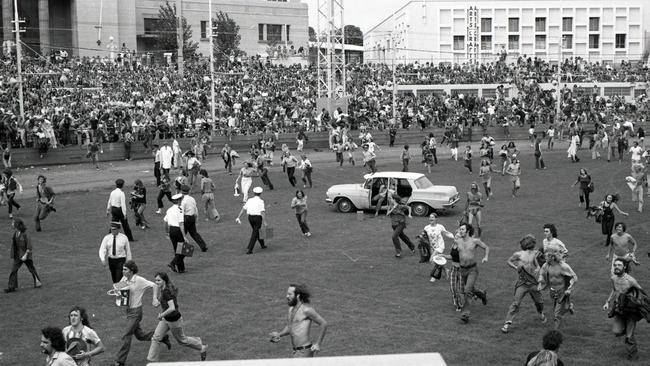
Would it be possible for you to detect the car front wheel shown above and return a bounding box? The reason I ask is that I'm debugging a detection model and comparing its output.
[410,202,430,217]
[336,198,355,213]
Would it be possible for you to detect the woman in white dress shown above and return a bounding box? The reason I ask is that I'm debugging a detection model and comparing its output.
[567,131,580,162]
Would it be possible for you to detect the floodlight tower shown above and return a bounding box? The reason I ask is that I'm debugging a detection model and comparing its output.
[316,0,346,104]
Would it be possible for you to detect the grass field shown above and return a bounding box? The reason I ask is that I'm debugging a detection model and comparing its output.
[0,144,648,366]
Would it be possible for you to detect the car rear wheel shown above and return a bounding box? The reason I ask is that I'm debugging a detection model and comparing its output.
[336,198,355,213]
[410,202,430,217]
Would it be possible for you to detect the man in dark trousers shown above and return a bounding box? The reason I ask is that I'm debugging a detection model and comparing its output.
[99,222,132,284]
[235,186,268,254]
[153,143,161,186]
[180,185,208,252]
[106,179,134,241]
[35,175,56,232]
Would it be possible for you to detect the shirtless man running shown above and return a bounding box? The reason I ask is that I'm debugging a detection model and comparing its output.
[455,223,489,323]
[603,258,643,360]
[538,252,578,329]
[269,284,328,357]
[606,222,638,274]
[501,234,546,333]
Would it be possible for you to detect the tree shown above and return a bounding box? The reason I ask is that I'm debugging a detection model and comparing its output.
[344,25,363,46]
[153,0,198,60]
[213,11,242,64]
[308,26,316,42]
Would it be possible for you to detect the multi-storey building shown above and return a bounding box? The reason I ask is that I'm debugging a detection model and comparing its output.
[0,0,308,59]
[364,0,649,65]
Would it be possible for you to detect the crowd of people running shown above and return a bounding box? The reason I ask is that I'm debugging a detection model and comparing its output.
[1,51,650,366]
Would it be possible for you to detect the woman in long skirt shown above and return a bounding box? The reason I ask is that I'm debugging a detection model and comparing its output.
[599,194,628,246]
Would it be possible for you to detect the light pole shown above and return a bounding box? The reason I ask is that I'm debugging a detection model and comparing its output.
[176,0,184,75]
[12,0,25,121]
[208,0,215,125]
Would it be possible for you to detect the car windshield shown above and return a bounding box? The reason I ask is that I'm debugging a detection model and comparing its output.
[413,176,433,189]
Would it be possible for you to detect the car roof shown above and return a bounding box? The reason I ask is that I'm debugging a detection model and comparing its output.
[363,172,425,180]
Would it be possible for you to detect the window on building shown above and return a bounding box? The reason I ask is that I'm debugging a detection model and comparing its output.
[200,21,207,39]
[615,34,626,48]
[562,17,572,32]
[481,18,492,32]
[508,35,519,50]
[562,35,573,49]
[535,35,546,49]
[143,18,159,35]
[258,24,264,41]
[508,18,519,32]
[453,35,465,50]
[535,17,546,32]
[481,35,492,50]
[589,17,599,31]
[267,24,282,42]
[589,34,599,48]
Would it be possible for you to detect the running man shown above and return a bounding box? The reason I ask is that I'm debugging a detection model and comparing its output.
[537,252,578,329]
[455,223,489,323]
[501,234,546,333]
[269,284,328,358]
[603,258,644,360]
[606,222,638,274]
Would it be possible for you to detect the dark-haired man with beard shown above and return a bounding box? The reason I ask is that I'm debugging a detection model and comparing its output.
[269,284,328,358]
[538,252,578,330]
[501,234,546,333]
[603,258,644,360]
[606,222,638,274]
[456,223,489,323]
[40,326,76,366]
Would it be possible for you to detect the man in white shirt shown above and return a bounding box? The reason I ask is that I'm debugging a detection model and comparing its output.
[423,213,455,282]
[629,141,643,164]
[236,187,268,254]
[164,194,187,273]
[112,260,170,366]
[180,185,208,252]
[99,222,132,284]
[160,143,174,179]
[106,179,134,241]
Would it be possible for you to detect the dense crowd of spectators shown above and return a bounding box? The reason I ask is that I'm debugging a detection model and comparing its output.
[0,52,648,153]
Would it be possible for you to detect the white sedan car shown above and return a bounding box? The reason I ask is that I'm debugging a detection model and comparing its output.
[325,172,460,216]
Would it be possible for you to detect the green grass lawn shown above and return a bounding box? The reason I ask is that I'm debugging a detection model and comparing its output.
[0,146,648,366]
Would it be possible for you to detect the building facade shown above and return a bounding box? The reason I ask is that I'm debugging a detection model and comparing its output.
[1,0,308,59]
[364,0,649,65]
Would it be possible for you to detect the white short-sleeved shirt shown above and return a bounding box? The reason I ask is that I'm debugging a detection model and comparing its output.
[164,205,184,227]
[630,146,643,161]
[115,274,154,309]
[424,223,447,254]
[243,196,265,216]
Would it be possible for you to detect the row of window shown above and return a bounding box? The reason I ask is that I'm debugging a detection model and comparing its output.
[198,22,291,43]
[481,16,601,33]
[453,33,625,50]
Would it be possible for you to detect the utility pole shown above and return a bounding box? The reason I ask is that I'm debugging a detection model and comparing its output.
[12,0,25,121]
[176,0,184,75]
[556,41,562,123]
[208,0,215,124]
[392,33,397,122]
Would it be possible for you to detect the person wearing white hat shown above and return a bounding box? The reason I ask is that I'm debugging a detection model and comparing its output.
[235,187,267,254]
[164,194,187,273]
